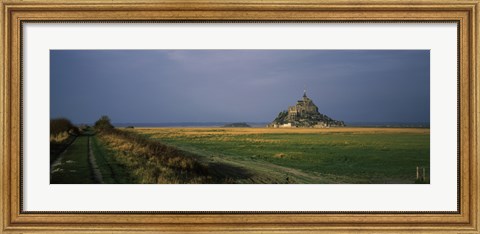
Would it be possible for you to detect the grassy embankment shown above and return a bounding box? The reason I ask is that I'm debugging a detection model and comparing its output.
[51,115,220,184]
[131,127,430,184]
[96,128,218,183]
[90,136,134,183]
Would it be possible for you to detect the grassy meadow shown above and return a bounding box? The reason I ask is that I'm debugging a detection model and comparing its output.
[50,118,430,184]
[130,127,430,184]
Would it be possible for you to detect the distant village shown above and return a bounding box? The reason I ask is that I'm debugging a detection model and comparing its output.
[267,90,345,128]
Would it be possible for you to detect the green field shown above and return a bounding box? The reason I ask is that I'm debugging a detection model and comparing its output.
[51,127,430,184]
[133,127,430,184]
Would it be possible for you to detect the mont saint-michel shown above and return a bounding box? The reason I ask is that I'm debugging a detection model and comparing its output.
[268,90,345,128]
[50,50,430,184]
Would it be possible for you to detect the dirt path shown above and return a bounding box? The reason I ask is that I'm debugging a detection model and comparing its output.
[208,155,358,184]
[175,144,361,184]
[88,137,104,184]
[50,136,96,184]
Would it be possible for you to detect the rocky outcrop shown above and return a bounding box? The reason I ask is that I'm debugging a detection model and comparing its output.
[268,91,345,128]
[223,122,251,128]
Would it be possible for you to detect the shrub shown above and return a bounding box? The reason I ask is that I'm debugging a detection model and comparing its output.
[50,131,70,143]
[50,118,77,136]
[50,118,78,163]
[94,115,114,131]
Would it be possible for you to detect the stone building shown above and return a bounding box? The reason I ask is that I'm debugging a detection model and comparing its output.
[268,90,345,128]
[288,90,319,119]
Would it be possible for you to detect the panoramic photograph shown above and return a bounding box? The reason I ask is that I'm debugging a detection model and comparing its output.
[50,50,430,184]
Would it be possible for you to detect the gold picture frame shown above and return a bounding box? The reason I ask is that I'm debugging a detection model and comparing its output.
[1,0,478,233]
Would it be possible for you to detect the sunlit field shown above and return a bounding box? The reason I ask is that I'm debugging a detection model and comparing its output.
[130,127,430,184]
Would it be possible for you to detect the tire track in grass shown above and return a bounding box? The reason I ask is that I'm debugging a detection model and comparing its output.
[88,136,104,183]
[50,136,95,184]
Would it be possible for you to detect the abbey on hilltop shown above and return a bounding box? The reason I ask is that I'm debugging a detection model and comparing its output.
[267,90,345,128]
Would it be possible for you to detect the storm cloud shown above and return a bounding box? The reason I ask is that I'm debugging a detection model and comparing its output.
[50,50,430,124]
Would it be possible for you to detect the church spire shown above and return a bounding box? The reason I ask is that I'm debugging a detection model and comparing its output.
[303,86,307,98]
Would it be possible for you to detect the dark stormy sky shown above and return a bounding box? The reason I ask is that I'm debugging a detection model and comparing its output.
[50,50,430,124]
